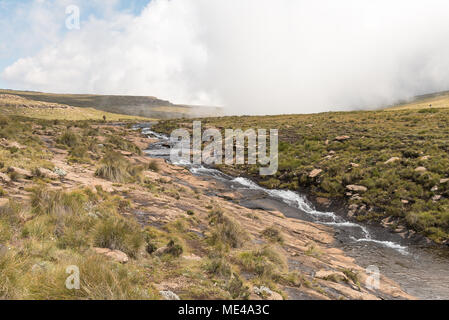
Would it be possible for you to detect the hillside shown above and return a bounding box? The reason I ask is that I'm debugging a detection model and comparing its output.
[0,94,150,121]
[389,90,449,110]
[155,106,449,244]
[0,89,221,119]
[0,113,411,300]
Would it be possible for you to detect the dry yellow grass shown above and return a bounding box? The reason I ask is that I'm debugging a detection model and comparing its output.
[389,92,449,110]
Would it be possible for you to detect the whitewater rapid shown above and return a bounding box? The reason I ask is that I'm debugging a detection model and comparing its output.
[141,127,408,255]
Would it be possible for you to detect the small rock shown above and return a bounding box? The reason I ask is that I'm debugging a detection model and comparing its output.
[432,195,442,202]
[120,151,133,157]
[309,169,323,178]
[154,246,169,256]
[315,270,348,282]
[182,254,202,261]
[324,139,329,145]
[160,290,180,300]
[316,197,331,206]
[346,185,368,193]
[54,168,67,177]
[385,157,400,164]
[93,247,129,263]
[350,163,360,168]
[350,194,362,201]
[440,178,449,184]
[31,261,50,273]
[420,155,430,161]
[253,286,283,300]
[401,199,409,204]
[415,167,427,173]
[431,186,439,192]
[334,135,350,142]
[0,172,11,183]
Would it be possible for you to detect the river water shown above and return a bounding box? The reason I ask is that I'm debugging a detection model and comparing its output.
[139,125,449,300]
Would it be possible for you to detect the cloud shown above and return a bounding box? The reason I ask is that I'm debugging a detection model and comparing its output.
[4,0,449,114]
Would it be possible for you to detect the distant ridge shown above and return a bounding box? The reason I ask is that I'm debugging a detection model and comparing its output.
[0,89,222,119]
[387,89,449,110]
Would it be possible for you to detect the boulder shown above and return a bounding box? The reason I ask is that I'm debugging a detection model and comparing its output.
[309,169,323,178]
[415,167,427,173]
[346,185,367,193]
[385,157,400,164]
[7,167,32,178]
[432,195,442,202]
[350,163,360,168]
[431,186,439,192]
[160,290,180,300]
[440,178,449,184]
[93,248,129,263]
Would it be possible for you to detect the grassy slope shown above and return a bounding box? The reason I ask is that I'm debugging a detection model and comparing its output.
[0,94,152,121]
[0,116,296,300]
[155,106,449,243]
[0,89,220,119]
[390,91,449,110]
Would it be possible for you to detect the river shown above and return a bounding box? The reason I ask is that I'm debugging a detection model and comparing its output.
[138,124,449,300]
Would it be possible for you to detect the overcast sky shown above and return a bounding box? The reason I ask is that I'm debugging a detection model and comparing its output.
[2,0,449,114]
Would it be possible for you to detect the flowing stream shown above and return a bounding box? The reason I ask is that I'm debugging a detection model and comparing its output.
[139,124,449,300]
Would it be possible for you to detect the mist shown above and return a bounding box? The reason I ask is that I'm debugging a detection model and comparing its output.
[4,0,449,115]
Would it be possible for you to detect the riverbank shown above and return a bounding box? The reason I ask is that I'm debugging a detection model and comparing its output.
[148,121,449,299]
[153,109,449,244]
[0,116,412,299]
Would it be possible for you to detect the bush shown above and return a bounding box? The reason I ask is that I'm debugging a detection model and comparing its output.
[261,226,284,244]
[148,160,160,172]
[95,152,144,183]
[208,210,249,249]
[57,131,78,148]
[93,216,144,258]
[236,246,287,279]
[204,258,232,278]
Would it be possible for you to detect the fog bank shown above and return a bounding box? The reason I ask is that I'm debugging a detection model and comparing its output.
[4,0,449,115]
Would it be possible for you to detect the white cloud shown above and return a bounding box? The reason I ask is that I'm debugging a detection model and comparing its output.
[4,0,449,114]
